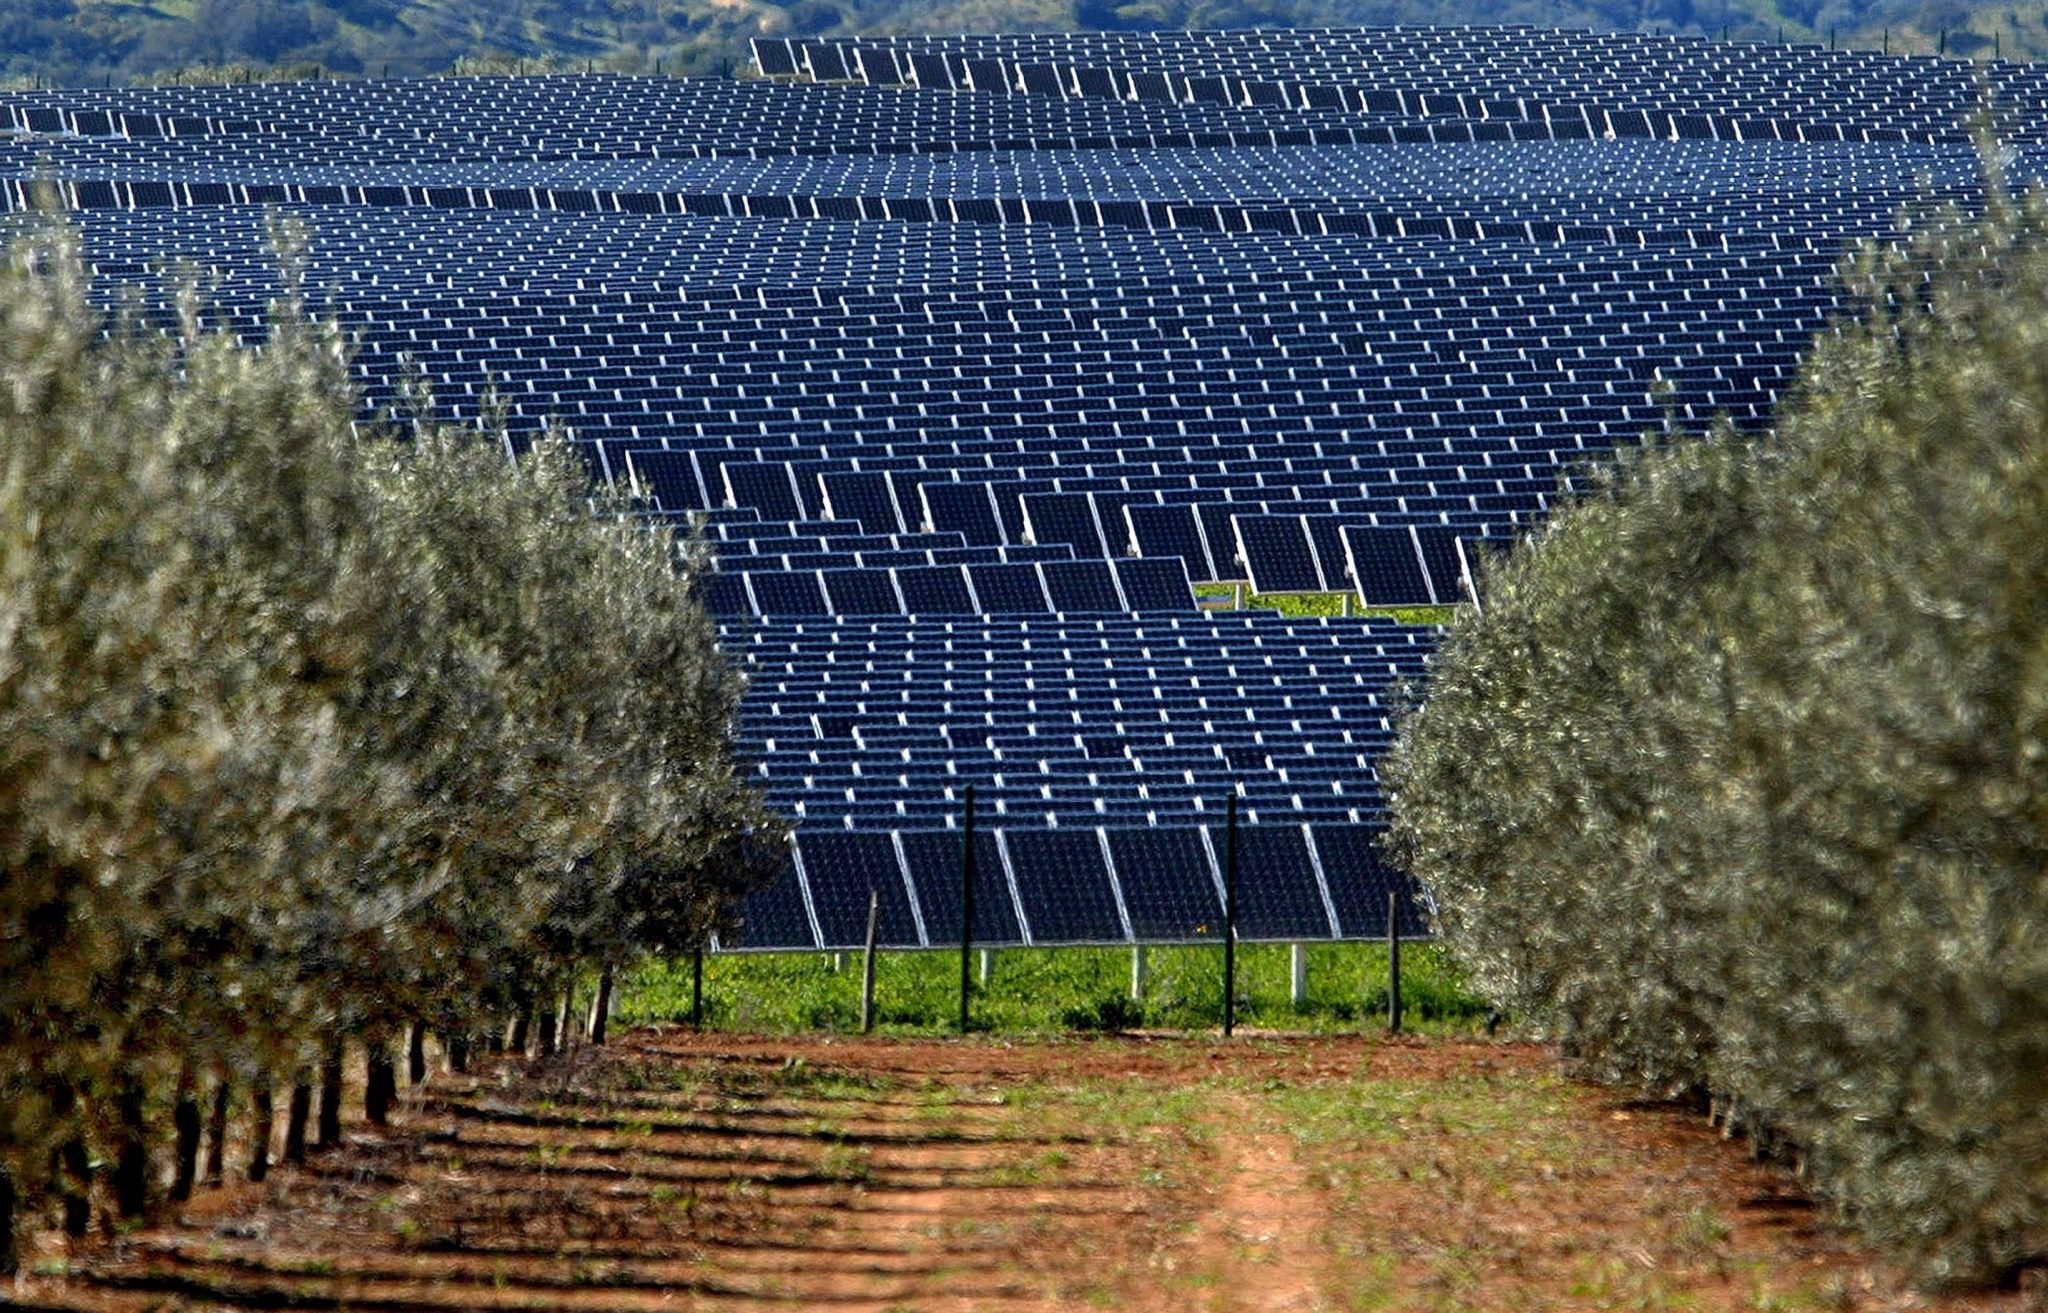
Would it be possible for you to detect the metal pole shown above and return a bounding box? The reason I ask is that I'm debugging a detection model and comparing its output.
[1223,794,1239,1037]
[860,888,880,1035]
[691,943,704,1029]
[1387,890,1403,1035]
[959,785,976,1035]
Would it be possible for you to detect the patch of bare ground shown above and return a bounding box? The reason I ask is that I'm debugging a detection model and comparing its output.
[1160,1099,1333,1312]
[15,1031,2043,1313]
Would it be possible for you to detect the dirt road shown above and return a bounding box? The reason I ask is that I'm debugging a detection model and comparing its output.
[15,1031,2032,1312]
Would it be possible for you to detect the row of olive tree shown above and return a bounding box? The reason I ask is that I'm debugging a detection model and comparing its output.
[1386,175,2048,1289]
[0,214,783,1271]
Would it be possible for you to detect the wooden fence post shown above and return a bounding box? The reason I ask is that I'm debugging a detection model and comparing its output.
[1387,890,1403,1035]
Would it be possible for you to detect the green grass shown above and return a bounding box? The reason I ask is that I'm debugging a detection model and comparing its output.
[1192,582,1455,626]
[616,940,1489,1036]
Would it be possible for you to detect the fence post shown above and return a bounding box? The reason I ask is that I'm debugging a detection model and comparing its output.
[860,888,881,1034]
[1223,793,1239,1037]
[1387,890,1403,1035]
[1290,943,1308,1008]
[959,785,977,1034]
[1131,945,1148,1001]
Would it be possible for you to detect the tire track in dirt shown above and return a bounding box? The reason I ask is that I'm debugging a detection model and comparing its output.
[1161,1091,1336,1313]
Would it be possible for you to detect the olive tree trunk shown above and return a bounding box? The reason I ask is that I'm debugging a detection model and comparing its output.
[316,1040,344,1149]
[204,1080,229,1186]
[249,1079,274,1182]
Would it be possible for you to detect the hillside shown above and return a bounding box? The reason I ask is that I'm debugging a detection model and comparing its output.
[2,0,2038,88]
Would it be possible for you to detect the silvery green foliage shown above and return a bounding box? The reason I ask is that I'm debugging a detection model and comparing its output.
[1383,427,1764,1092]
[0,214,780,1249]
[1386,177,2048,1288]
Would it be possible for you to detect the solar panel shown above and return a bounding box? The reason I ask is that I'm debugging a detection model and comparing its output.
[1234,515,1322,594]
[820,471,904,534]
[625,449,705,511]
[1106,828,1223,939]
[1002,829,1126,943]
[752,38,798,78]
[795,831,923,948]
[908,52,956,89]
[1216,822,1335,940]
[747,571,830,616]
[1126,504,1215,580]
[1041,559,1124,612]
[897,829,1023,945]
[727,462,804,520]
[819,569,899,615]
[728,847,816,949]
[967,562,1052,613]
[922,482,1005,546]
[701,572,752,619]
[1414,526,1470,605]
[1112,557,1196,610]
[896,564,976,614]
[1342,525,1433,607]
[801,41,852,83]
[1022,491,1106,557]
[1307,823,1428,939]
[1199,504,1251,580]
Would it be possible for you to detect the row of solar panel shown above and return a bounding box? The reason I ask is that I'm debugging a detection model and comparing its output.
[726,613,1434,830]
[1235,518,1486,602]
[3,164,1945,246]
[54,198,1878,290]
[702,556,1198,617]
[3,107,261,138]
[0,72,1518,152]
[756,39,1966,145]
[10,53,2005,171]
[788,26,2048,118]
[14,129,1989,226]
[728,821,1429,949]
[42,208,1825,555]
[17,74,1460,163]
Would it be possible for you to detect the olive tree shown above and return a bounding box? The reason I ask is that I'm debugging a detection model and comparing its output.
[1387,171,2048,1287]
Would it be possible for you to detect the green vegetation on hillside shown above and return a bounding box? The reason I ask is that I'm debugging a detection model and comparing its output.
[1385,152,2048,1288]
[1,0,2038,89]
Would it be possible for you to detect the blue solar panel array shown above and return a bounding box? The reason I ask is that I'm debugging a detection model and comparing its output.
[4,25,2024,946]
